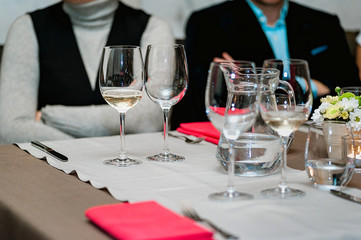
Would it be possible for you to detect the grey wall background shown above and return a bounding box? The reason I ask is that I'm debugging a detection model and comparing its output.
[0,0,59,44]
[0,0,360,44]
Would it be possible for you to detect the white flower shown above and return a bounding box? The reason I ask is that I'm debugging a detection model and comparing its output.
[349,108,361,122]
[348,108,361,132]
[347,121,361,132]
[318,102,331,113]
[311,108,324,122]
[339,97,359,112]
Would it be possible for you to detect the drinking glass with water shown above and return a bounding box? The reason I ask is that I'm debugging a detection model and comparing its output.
[304,123,355,190]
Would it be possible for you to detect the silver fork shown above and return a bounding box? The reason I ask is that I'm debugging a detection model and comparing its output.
[182,205,239,239]
[168,133,205,144]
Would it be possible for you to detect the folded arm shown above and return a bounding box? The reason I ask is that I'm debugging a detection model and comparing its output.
[40,94,163,137]
[0,15,74,144]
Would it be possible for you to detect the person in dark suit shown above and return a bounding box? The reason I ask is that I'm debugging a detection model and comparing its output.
[171,0,360,129]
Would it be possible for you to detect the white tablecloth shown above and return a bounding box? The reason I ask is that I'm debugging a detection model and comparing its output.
[17,132,361,240]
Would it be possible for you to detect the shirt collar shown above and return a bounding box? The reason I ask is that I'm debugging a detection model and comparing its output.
[246,0,289,27]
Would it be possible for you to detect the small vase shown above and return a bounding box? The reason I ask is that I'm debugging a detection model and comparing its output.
[322,121,347,159]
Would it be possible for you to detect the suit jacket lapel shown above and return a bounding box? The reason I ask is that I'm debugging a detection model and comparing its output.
[227,0,275,65]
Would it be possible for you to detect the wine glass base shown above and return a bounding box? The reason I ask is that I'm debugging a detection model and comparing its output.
[261,187,305,199]
[147,153,184,162]
[103,158,142,167]
[208,191,254,201]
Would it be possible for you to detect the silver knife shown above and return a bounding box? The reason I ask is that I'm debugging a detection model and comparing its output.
[31,141,68,162]
[330,189,361,204]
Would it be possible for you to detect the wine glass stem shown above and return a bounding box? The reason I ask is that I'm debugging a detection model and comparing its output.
[279,136,289,193]
[119,113,127,160]
[227,141,236,194]
[162,109,170,156]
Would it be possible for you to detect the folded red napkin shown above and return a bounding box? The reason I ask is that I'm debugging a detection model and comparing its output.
[209,106,249,116]
[85,201,213,240]
[176,122,220,144]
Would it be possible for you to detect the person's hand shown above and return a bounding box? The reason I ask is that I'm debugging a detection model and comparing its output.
[35,111,41,122]
[312,79,330,96]
[213,52,234,62]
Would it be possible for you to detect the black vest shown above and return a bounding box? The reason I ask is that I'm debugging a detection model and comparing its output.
[30,2,150,109]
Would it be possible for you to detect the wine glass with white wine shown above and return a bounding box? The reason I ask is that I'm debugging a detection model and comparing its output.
[144,44,188,162]
[99,45,144,167]
[261,59,313,198]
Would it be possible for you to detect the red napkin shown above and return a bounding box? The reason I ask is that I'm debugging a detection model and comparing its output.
[85,201,213,240]
[176,122,221,144]
[209,106,249,116]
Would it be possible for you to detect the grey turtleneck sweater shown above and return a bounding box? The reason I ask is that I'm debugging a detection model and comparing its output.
[0,0,174,144]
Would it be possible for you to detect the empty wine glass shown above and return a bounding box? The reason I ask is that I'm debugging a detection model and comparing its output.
[208,66,263,201]
[144,44,188,162]
[261,59,313,198]
[205,60,256,131]
[341,86,361,96]
[99,45,144,167]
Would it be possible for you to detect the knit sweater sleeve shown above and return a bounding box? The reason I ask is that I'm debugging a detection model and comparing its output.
[0,14,74,144]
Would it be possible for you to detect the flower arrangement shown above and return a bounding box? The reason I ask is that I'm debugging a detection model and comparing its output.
[311,87,361,131]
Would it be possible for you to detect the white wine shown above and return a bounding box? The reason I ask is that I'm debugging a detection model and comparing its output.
[102,89,142,112]
[262,111,307,137]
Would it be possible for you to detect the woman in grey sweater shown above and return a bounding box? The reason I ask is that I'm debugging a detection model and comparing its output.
[0,0,174,144]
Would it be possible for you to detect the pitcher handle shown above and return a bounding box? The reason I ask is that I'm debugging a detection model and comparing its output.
[277,80,296,107]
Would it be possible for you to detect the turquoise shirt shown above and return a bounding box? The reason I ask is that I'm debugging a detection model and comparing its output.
[246,0,289,60]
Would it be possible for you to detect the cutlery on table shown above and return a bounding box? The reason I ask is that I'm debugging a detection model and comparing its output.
[182,204,239,239]
[330,189,361,204]
[168,133,205,144]
[31,141,68,162]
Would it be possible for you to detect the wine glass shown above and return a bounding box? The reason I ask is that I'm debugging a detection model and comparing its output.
[99,45,144,167]
[261,59,313,198]
[208,66,262,201]
[205,60,256,131]
[144,44,188,162]
[341,86,361,96]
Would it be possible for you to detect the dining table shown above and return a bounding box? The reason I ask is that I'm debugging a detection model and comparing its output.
[1,128,361,240]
